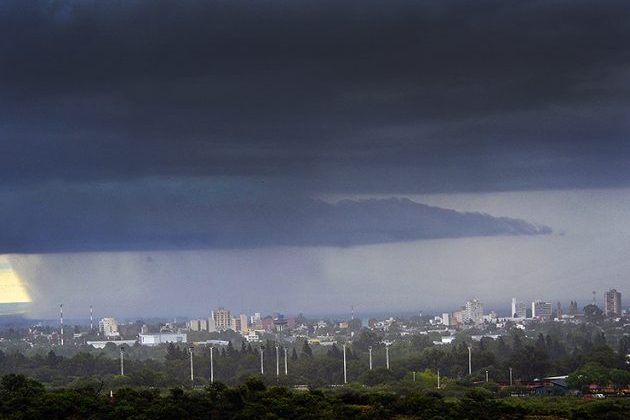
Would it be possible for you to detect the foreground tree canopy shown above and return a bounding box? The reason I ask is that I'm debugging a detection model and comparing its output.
[0,374,629,420]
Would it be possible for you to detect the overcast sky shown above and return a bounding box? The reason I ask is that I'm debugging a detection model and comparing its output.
[1,1,629,317]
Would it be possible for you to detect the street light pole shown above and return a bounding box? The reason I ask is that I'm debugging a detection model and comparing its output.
[120,347,124,376]
[189,346,194,385]
[343,344,347,384]
[210,347,214,384]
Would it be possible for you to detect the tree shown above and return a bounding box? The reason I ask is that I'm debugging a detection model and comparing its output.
[46,350,60,368]
[609,368,630,392]
[410,335,433,352]
[165,343,186,361]
[567,362,609,390]
[327,344,342,359]
[348,319,362,334]
[583,304,604,323]
[618,335,630,356]
[302,341,312,357]
[352,330,381,352]
[509,345,549,381]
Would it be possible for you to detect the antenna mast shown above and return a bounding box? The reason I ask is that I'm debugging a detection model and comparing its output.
[59,304,64,346]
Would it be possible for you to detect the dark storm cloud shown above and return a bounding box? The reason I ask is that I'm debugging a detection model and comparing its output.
[1,0,629,192]
[0,180,549,253]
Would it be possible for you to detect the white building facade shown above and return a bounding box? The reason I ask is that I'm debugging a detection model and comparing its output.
[139,333,187,346]
[464,299,484,324]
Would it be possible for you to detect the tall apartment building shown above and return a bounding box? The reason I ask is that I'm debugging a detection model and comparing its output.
[240,313,249,334]
[207,317,217,332]
[464,299,484,324]
[604,289,622,317]
[511,298,527,318]
[187,319,208,331]
[441,312,451,327]
[532,300,553,320]
[212,308,231,331]
[99,317,119,337]
[230,317,241,332]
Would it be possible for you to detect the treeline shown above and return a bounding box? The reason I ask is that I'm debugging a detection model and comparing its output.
[1,374,629,420]
[0,329,628,391]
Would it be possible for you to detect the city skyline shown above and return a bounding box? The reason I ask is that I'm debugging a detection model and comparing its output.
[16,286,624,323]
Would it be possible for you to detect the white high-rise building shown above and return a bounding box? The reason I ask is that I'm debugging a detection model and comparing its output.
[99,317,119,337]
[511,298,527,318]
[441,312,450,327]
[207,316,217,332]
[464,299,484,324]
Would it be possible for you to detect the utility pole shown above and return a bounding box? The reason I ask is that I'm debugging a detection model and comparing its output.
[120,346,124,376]
[467,346,472,376]
[284,347,288,375]
[509,367,513,386]
[368,346,373,370]
[210,347,214,384]
[343,344,347,384]
[386,344,390,370]
[260,346,265,375]
[189,346,194,385]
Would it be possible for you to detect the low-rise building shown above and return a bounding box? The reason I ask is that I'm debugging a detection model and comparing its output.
[139,333,187,346]
[244,331,260,342]
[87,339,137,349]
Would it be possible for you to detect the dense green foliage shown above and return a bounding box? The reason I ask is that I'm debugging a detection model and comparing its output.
[0,322,628,390]
[0,374,628,419]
